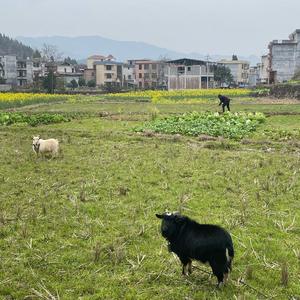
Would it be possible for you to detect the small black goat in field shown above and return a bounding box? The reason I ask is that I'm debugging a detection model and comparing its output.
[156,212,234,287]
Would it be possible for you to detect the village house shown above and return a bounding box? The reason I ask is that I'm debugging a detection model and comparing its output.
[258,54,270,84]
[219,56,249,86]
[56,62,83,86]
[32,58,47,79]
[268,29,300,83]
[133,59,166,89]
[0,55,33,87]
[248,65,259,86]
[122,61,136,88]
[166,58,214,90]
[84,54,120,86]
[94,61,123,87]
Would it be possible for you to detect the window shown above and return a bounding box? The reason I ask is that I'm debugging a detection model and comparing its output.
[106,65,112,71]
[64,68,67,73]
[128,75,132,80]
[139,64,142,70]
[144,64,149,70]
[152,73,157,78]
[187,67,191,72]
[144,73,150,79]
[152,64,157,70]
[139,73,142,78]
[106,73,112,79]
[178,66,185,74]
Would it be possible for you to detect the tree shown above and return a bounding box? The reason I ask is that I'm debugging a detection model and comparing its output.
[0,33,34,58]
[0,62,5,84]
[41,43,63,62]
[33,49,41,59]
[78,77,86,87]
[292,68,300,80]
[43,70,56,93]
[87,79,96,88]
[69,79,78,89]
[232,54,238,61]
[213,65,233,87]
[64,57,78,65]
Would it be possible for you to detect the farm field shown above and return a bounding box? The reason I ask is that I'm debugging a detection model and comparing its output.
[0,92,300,299]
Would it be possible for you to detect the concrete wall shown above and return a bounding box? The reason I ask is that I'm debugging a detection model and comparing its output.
[26,61,33,85]
[57,65,75,74]
[1,56,17,85]
[271,43,297,82]
[269,30,300,83]
[84,69,96,83]
[0,84,12,91]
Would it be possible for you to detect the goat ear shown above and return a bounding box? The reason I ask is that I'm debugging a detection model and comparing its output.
[156,214,164,219]
[174,215,184,223]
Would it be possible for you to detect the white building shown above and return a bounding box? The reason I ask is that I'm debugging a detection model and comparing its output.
[0,55,33,86]
[219,57,250,86]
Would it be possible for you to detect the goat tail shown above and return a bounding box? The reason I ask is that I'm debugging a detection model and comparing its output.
[226,245,234,271]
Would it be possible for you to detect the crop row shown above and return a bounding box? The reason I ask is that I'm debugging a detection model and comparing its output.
[0,93,73,109]
[0,112,72,126]
[107,89,252,103]
[135,111,266,140]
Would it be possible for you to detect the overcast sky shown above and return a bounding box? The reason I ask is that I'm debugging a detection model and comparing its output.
[1,0,299,56]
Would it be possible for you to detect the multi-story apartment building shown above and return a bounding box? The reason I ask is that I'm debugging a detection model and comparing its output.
[133,60,165,89]
[268,29,300,83]
[219,57,250,86]
[84,54,120,86]
[32,58,47,79]
[0,55,17,85]
[166,58,215,90]
[122,61,136,87]
[94,61,123,87]
[17,59,33,86]
[87,54,115,69]
[0,55,33,86]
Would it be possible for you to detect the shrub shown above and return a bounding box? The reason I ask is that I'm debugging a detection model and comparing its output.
[0,112,71,127]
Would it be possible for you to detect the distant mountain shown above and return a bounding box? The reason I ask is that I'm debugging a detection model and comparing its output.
[17,35,260,65]
[0,33,34,58]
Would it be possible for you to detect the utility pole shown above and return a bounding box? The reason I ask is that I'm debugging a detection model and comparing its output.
[205,54,211,89]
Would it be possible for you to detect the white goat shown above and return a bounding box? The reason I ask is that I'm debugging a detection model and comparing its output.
[32,136,59,157]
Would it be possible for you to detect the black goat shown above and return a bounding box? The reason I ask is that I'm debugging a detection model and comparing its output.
[156,212,234,287]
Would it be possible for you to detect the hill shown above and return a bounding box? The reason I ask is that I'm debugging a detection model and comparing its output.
[17,35,260,65]
[0,33,34,58]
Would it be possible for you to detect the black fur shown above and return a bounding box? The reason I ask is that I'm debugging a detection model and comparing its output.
[218,94,231,112]
[156,212,234,286]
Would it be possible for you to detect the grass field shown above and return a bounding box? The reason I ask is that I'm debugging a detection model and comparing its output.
[0,94,300,299]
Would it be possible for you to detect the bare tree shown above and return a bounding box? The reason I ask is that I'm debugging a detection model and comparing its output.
[41,43,63,62]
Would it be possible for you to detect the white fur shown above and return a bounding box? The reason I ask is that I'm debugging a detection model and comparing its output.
[32,136,59,157]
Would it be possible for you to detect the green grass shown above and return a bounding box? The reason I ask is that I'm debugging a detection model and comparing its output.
[0,97,300,299]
